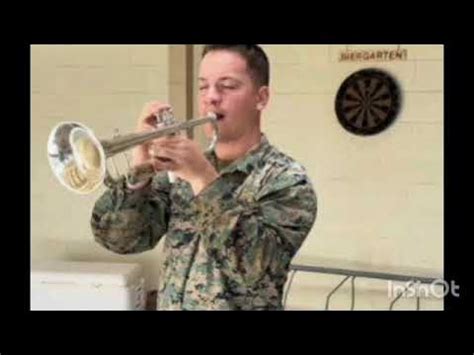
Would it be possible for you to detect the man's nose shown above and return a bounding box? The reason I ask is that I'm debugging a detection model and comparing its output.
[204,86,222,105]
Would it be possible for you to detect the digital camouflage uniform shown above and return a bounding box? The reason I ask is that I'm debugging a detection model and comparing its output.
[91,135,317,310]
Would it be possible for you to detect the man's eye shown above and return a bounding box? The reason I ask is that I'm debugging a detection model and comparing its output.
[220,84,237,90]
[199,86,209,91]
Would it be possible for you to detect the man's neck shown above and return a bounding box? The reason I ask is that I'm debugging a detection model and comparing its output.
[216,129,262,164]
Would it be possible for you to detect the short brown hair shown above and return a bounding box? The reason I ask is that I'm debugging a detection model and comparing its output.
[202,45,270,87]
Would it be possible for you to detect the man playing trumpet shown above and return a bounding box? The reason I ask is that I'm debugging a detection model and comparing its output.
[91,45,318,310]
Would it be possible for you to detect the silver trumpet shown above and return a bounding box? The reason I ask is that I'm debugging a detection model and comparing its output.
[47,112,219,194]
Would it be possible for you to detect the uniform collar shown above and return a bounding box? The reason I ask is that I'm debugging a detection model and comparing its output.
[207,134,272,176]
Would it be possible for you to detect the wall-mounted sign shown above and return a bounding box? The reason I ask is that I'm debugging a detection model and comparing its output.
[339,48,408,62]
[335,68,402,136]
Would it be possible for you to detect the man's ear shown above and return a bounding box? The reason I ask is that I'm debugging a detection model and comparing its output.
[256,86,270,111]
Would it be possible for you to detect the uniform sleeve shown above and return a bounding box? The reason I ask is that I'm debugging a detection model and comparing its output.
[192,169,318,288]
[90,173,171,255]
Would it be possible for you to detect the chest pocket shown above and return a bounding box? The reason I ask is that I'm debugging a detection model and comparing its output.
[166,180,197,249]
[233,163,275,208]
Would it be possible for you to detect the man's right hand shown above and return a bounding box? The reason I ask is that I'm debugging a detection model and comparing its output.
[131,101,172,168]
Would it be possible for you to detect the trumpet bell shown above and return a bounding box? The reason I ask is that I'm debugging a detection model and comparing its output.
[47,113,218,195]
[47,122,107,194]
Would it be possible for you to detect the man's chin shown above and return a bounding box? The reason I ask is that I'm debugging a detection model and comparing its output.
[214,134,237,145]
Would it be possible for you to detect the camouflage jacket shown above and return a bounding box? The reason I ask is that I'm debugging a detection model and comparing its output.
[91,135,317,310]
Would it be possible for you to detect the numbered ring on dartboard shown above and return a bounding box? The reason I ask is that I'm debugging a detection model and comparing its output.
[335,68,402,136]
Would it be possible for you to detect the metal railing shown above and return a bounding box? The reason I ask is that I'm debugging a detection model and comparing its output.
[283,264,441,310]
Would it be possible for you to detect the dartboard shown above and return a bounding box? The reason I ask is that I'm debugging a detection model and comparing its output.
[335,69,401,136]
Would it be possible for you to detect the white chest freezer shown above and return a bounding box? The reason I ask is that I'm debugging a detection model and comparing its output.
[31,260,146,311]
